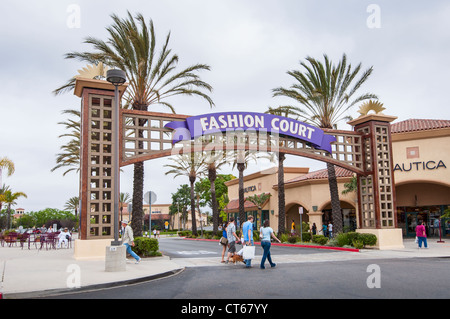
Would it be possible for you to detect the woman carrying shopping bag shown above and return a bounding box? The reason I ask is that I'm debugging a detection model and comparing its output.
[259,219,281,269]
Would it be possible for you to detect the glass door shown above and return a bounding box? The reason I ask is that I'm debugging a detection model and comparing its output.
[405,212,417,237]
[405,212,429,237]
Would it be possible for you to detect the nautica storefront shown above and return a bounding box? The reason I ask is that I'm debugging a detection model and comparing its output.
[225,118,450,239]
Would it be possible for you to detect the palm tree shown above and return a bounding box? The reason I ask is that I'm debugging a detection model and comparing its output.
[164,152,207,235]
[246,193,271,229]
[0,184,11,211]
[51,109,81,176]
[272,53,377,234]
[342,176,357,195]
[119,192,131,221]
[0,190,27,229]
[54,12,214,236]
[228,150,259,229]
[64,196,80,216]
[265,106,302,234]
[202,150,227,235]
[0,157,15,187]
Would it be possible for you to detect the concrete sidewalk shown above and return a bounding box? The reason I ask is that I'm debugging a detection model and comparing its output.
[1,236,449,299]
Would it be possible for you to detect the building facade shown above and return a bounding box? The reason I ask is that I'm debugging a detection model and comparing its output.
[224,119,450,240]
[391,119,450,238]
[121,203,208,231]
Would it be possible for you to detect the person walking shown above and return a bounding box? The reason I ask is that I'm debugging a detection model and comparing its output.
[328,222,333,238]
[322,223,327,237]
[226,217,239,263]
[242,215,254,268]
[311,223,317,235]
[220,221,229,263]
[259,219,281,269]
[416,220,428,249]
[121,220,141,264]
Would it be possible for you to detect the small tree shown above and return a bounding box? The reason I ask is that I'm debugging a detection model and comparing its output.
[0,190,27,229]
[246,193,271,228]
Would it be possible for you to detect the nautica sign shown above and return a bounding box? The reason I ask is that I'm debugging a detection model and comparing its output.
[394,160,446,172]
[164,112,336,153]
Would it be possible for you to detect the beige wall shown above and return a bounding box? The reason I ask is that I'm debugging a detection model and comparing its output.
[392,132,450,186]
[392,129,450,207]
[225,166,356,232]
[121,203,207,230]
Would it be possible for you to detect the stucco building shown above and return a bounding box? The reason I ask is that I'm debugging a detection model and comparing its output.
[224,118,450,240]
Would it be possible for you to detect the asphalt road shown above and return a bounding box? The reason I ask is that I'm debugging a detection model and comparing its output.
[42,238,450,300]
[158,237,338,259]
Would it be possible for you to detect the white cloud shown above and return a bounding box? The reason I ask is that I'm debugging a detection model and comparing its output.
[1,0,449,211]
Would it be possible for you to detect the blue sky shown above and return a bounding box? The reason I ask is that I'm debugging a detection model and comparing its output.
[1,0,449,212]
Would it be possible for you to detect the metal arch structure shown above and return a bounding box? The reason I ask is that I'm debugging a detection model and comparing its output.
[75,78,400,245]
[119,108,366,174]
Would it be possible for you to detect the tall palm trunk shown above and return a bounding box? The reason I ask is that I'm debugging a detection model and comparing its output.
[208,164,219,235]
[327,163,342,234]
[189,173,198,235]
[272,54,377,236]
[6,204,12,229]
[131,162,144,236]
[277,152,286,235]
[237,163,245,230]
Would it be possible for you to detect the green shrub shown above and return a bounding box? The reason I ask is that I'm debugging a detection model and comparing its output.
[280,233,290,243]
[312,235,329,245]
[253,230,260,242]
[326,238,338,247]
[301,232,311,242]
[352,239,364,249]
[132,237,160,257]
[332,232,378,248]
[335,233,351,247]
[288,235,300,244]
[359,233,377,247]
[178,230,192,237]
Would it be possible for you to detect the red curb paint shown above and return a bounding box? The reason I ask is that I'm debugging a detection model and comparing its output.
[181,237,360,252]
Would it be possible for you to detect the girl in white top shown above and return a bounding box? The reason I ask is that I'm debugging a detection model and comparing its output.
[259,219,281,269]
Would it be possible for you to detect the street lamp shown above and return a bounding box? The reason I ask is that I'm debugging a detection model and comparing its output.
[107,69,126,246]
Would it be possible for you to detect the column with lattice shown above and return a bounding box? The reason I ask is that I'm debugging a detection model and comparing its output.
[74,78,127,244]
[348,113,404,249]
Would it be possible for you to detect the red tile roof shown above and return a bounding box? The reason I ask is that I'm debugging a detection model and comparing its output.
[391,119,450,134]
[225,193,271,212]
[285,166,353,184]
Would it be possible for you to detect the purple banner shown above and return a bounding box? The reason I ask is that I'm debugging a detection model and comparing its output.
[164,112,336,153]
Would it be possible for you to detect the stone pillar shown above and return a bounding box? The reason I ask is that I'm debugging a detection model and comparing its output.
[105,245,126,272]
[307,211,323,234]
[348,114,404,249]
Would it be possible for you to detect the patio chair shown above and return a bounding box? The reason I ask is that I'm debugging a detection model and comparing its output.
[45,233,58,250]
[19,233,31,250]
[5,232,18,247]
[35,234,47,250]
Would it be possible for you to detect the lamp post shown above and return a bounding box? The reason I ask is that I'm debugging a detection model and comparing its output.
[106,69,126,246]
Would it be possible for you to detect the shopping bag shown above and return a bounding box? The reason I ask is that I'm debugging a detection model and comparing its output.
[242,245,255,260]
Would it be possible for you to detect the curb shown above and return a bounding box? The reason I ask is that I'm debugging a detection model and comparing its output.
[181,237,360,252]
[3,268,184,299]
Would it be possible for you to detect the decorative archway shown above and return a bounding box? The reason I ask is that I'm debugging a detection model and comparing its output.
[74,78,402,248]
